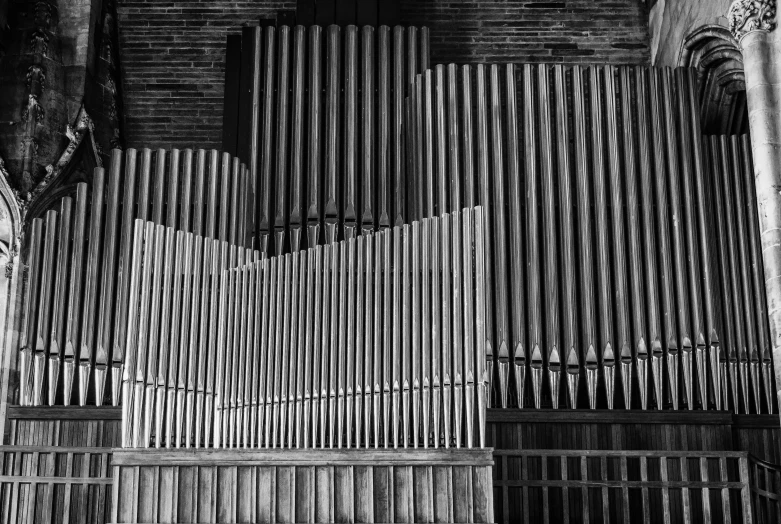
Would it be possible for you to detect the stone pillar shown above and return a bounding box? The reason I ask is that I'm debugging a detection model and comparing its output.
[728,0,781,415]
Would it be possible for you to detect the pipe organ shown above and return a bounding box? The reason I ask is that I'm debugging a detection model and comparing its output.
[121,208,491,450]
[13,26,777,420]
[705,135,775,415]
[406,63,776,414]
[222,24,430,254]
[17,148,251,408]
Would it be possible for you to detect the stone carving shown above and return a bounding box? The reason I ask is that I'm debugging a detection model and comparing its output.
[34,1,55,28]
[21,95,44,124]
[728,0,777,40]
[26,65,45,92]
[29,28,49,56]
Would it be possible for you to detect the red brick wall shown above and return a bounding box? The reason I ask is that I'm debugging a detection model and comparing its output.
[118,0,649,151]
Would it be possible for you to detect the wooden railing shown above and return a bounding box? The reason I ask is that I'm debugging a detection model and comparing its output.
[0,445,777,523]
[0,446,112,524]
[493,449,759,523]
[749,454,781,523]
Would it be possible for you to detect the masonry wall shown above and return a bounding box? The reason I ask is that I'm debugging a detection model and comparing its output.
[118,0,649,151]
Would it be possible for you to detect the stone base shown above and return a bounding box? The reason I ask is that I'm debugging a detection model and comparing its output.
[110,448,494,524]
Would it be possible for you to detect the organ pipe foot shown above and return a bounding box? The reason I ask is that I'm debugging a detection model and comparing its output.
[739,362,750,414]
[401,389,410,448]
[19,349,31,406]
[181,389,192,448]
[144,385,155,448]
[32,352,45,406]
[498,361,509,409]
[762,362,774,413]
[454,386,463,449]
[548,369,560,409]
[63,359,75,406]
[682,350,694,410]
[514,362,526,409]
[393,390,400,448]
[176,391,186,448]
[637,356,648,410]
[167,390,177,448]
[93,366,107,407]
[132,382,145,448]
[750,361,762,414]
[154,388,165,449]
[275,230,285,257]
[422,388,430,449]
[695,347,708,409]
[411,387,420,448]
[195,393,205,449]
[620,360,633,410]
[711,348,721,411]
[652,355,664,410]
[325,222,338,245]
[303,399,311,449]
[78,362,91,406]
[307,224,320,249]
[111,365,122,407]
[604,365,615,410]
[373,392,381,449]
[465,384,474,448]
[667,353,679,410]
[48,357,60,406]
[259,234,269,259]
[121,381,133,448]
[729,362,739,413]
[478,382,487,449]
[432,387,441,448]
[531,366,543,409]
[566,371,579,409]
[586,368,598,409]
[290,227,301,253]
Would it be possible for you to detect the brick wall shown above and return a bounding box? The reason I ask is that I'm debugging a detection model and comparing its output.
[118,0,649,151]
[117,1,296,151]
[402,0,650,65]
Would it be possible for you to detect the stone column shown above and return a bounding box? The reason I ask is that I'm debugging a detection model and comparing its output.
[728,0,781,415]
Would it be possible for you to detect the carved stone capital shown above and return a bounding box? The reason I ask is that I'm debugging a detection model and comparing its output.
[728,0,777,40]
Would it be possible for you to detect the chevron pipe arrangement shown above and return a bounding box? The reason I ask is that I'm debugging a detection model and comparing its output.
[120,207,490,450]
[17,148,252,408]
[408,63,775,413]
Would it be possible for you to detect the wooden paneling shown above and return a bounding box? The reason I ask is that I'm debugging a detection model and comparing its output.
[492,449,753,524]
[7,407,121,448]
[0,447,113,524]
[733,415,781,464]
[488,409,781,463]
[111,448,494,524]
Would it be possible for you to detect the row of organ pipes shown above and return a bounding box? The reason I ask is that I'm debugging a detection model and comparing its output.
[14,24,777,415]
[122,208,490,449]
[18,149,251,407]
[226,24,430,253]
